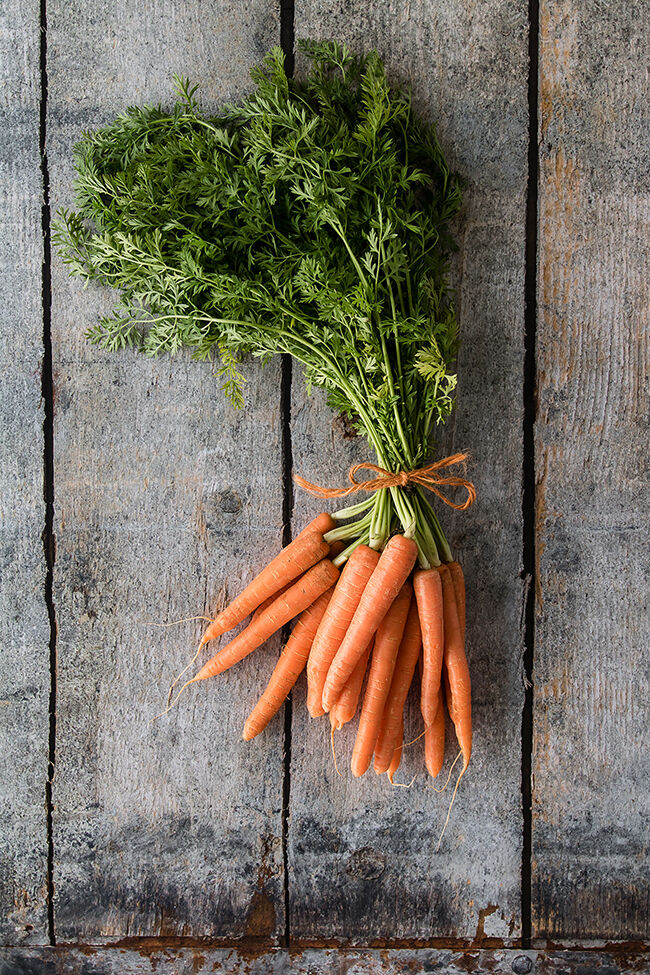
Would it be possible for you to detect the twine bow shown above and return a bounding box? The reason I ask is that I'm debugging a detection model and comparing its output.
[294,452,476,511]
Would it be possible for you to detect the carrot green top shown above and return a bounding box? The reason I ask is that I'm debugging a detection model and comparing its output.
[54,40,464,567]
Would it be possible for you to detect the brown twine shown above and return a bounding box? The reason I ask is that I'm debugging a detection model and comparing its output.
[294,452,476,512]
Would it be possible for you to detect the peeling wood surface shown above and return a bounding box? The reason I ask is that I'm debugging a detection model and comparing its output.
[1,947,649,975]
[288,0,528,941]
[533,0,650,941]
[48,0,285,941]
[0,0,50,946]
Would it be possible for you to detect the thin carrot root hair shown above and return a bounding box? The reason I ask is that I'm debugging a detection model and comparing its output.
[165,645,203,708]
[388,771,417,788]
[330,723,343,778]
[146,615,213,627]
[435,757,469,851]
[152,675,199,721]
[401,723,430,750]
[162,587,229,707]
[431,749,462,794]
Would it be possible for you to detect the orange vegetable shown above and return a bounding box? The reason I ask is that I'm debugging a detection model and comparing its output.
[447,560,466,643]
[306,545,379,718]
[387,717,404,783]
[199,530,329,647]
[194,559,339,681]
[439,565,472,769]
[351,581,412,777]
[424,686,446,778]
[413,567,444,734]
[322,534,418,713]
[374,596,421,774]
[329,640,372,731]
[243,585,335,740]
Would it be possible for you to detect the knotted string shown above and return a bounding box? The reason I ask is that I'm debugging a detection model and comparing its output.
[294,452,476,511]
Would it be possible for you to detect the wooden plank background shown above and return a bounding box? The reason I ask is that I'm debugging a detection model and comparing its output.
[47,0,285,942]
[0,0,648,959]
[289,0,528,942]
[0,0,50,946]
[533,0,649,940]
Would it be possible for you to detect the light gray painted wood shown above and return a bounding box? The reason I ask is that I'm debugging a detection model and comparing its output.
[48,2,285,940]
[533,0,650,940]
[289,2,529,940]
[0,947,646,975]
[0,0,50,946]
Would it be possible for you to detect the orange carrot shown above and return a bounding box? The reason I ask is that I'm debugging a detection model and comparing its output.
[413,567,444,733]
[329,640,372,731]
[250,534,343,624]
[387,716,404,782]
[306,545,380,718]
[351,581,412,777]
[447,560,466,644]
[194,559,339,681]
[322,534,418,713]
[297,512,336,538]
[327,539,346,559]
[373,596,421,774]
[440,566,472,768]
[200,530,329,647]
[243,585,335,740]
[424,686,446,778]
[251,580,293,623]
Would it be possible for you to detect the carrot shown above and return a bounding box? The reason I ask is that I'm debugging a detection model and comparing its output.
[322,534,418,713]
[243,585,335,740]
[200,530,329,647]
[250,530,342,624]
[329,640,372,731]
[297,512,336,538]
[424,686,446,778]
[306,545,380,718]
[447,560,466,643]
[351,581,412,777]
[440,566,472,768]
[387,717,404,782]
[193,559,339,682]
[251,580,293,623]
[327,539,346,559]
[413,567,444,733]
[373,595,421,774]
[435,572,471,849]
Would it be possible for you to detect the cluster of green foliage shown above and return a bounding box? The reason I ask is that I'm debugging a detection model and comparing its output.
[54,41,462,564]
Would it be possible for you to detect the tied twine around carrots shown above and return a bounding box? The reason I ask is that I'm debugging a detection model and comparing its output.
[294,452,476,512]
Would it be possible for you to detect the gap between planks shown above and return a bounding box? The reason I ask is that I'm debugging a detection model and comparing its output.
[521,0,540,948]
[39,0,57,949]
[280,0,296,951]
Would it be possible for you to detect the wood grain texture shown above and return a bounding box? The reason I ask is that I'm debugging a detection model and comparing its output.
[288,2,529,940]
[48,1,285,940]
[533,0,650,941]
[0,0,50,945]
[1,947,648,975]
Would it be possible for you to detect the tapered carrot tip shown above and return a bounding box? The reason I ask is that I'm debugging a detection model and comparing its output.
[351,753,371,778]
[199,619,222,648]
[242,722,255,741]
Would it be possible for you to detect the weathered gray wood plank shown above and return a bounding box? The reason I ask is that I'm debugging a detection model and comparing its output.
[0,0,50,946]
[48,2,284,940]
[289,3,529,940]
[1,947,648,975]
[533,0,650,941]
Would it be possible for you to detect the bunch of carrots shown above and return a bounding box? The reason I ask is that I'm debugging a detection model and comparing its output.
[171,509,470,789]
[54,42,476,800]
